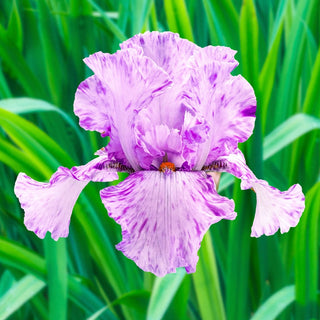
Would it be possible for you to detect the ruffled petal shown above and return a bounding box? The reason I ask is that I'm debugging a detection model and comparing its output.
[14,156,119,241]
[134,108,184,169]
[120,31,199,80]
[100,171,236,277]
[75,48,172,170]
[181,46,256,169]
[250,181,305,237]
[74,75,113,136]
[208,149,305,237]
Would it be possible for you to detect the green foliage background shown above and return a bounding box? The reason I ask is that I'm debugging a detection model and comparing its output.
[0,0,319,319]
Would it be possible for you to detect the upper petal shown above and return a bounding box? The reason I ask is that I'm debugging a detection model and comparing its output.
[75,48,172,170]
[208,149,305,237]
[100,171,236,277]
[181,46,256,169]
[120,31,199,80]
[14,155,119,241]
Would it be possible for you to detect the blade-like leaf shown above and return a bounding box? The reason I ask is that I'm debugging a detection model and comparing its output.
[0,275,46,320]
[294,182,320,319]
[263,113,320,160]
[251,285,295,320]
[193,232,226,320]
[147,268,185,320]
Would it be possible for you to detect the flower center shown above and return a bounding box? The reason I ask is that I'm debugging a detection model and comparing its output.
[159,162,176,172]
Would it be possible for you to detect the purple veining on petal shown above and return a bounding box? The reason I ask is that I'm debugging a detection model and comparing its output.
[210,148,305,236]
[14,169,88,241]
[100,171,236,277]
[79,48,172,170]
[178,44,256,169]
[14,155,119,240]
[120,31,199,80]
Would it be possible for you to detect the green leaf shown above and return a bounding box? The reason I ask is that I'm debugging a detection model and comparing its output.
[274,0,319,125]
[302,46,320,115]
[201,0,239,47]
[147,268,185,320]
[130,0,153,34]
[164,0,194,41]
[0,26,46,98]
[45,238,68,320]
[263,113,320,160]
[193,232,226,320]
[0,270,15,296]
[0,108,75,170]
[37,0,65,106]
[0,275,46,320]
[0,98,86,152]
[7,0,23,51]
[294,182,320,319]
[239,0,259,86]
[86,0,127,42]
[251,285,295,320]
[87,290,150,320]
[259,22,283,134]
[0,237,117,318]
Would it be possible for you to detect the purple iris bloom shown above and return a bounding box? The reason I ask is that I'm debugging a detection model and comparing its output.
[14,32,305,277]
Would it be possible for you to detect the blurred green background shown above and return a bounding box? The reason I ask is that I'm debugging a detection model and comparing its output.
[0,0,319,319]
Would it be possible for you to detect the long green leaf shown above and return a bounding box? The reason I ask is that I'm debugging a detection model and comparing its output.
[0,237,117,317]
[86,0,126,42]
[251,285,295,320]
[0,275,46,320]
[147,268,185,320]
[294,182,320,319]
[130,0,153,34]
[0,98,87,152]
[45,238,68,320]
[239,0,259,86]
[0,108,75,169]
[0,26,46,98]
[164,0,194,41]
[263,113,320,160]
[201,0,238,47]
[193,232,226,320]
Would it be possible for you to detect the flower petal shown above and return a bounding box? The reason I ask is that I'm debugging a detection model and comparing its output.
[74,75,113,136]
[208,149,305,237]
[181,46,256,169]
[250,181,304,237]
[75,48,172,170]
[100,171,236,277]
[14,156,118,241]
[120,31,199,80]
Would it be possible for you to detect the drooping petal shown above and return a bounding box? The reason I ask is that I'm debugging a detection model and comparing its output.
[207,149,305,237]
[250,181,304,237]
[100,171,236,277]
[75,48,172,170]
[14,156,119,241]
[181,46,256,169]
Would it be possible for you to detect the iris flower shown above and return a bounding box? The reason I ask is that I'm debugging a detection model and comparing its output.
[14,32,305,277]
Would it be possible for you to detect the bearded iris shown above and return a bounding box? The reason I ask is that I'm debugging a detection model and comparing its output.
[14,32,305,277]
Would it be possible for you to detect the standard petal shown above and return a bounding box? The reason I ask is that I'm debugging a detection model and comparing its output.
[120,31,199,80]
[100,171,236,277]
[74,75,113,136]
[181,46,256,169]
[76,48,172,170]
[14,156,119,241]
[207,149,305,237]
